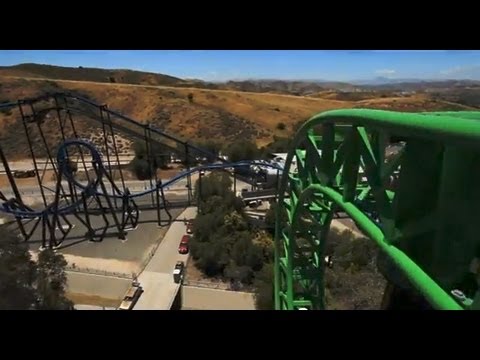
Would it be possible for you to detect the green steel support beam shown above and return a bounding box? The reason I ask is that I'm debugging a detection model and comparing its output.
[275,108,480,311]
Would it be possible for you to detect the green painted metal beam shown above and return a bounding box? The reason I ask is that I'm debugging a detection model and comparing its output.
[275,108,480,311]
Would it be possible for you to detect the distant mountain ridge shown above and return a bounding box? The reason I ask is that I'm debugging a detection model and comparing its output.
[2,63,480,95]
[351,76,480,87]
[0,63,186,87]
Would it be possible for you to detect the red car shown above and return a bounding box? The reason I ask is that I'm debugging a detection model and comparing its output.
[178,235,190,254]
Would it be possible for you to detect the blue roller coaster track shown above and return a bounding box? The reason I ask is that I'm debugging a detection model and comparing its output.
[0,93,282,248]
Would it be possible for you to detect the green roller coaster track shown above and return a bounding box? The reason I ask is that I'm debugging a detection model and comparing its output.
[274,109,480,310]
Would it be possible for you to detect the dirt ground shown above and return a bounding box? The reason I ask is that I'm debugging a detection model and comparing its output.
[63,254,145,276]
[185,258,231,287]
[66,292,120,308]
[185,259,206,281]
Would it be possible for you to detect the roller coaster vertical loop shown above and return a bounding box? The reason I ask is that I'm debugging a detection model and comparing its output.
[275,109,480,310]
[0,93,285,251]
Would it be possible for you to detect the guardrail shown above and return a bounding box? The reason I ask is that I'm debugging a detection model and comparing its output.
[65,265,133,279]
[240,188,278,199]
[183,279,255,293]
[183,279,231,290]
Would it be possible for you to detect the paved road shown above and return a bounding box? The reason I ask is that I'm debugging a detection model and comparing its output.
[1,170,255,214]
[75,305,116,310]
[1,185,192,215]
[0,156,135,173]
[1,178,194,197]
[1,169,256,202]
[134,207,197,310]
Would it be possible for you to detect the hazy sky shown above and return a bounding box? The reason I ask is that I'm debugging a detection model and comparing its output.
[1,50,480,82]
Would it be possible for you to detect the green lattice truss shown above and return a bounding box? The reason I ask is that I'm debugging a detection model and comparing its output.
[274,109,480,310]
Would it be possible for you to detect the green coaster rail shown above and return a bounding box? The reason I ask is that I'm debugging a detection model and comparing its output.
[274,109,480,310]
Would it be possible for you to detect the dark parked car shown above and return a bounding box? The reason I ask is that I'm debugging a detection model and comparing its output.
[173,261,185,283]
[13,170,36,178]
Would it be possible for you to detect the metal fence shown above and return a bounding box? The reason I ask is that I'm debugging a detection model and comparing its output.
[65,265,133,279]
[183,279,255,293]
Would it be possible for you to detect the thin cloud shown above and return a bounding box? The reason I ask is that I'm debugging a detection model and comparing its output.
[375,69,396,76]
[370,50,447,53]
[439,64,480,78]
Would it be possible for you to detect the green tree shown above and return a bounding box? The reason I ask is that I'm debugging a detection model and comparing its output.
[0,229,38,310]
[174,142,189,165]
[230,233,263,274]
[133,141,147,160]
[201,195,227,215]
[193,237,227,277]
[253,262,274,310]
[252,231,274,263]
[195,172,233,203]
[224,262,253,284]
[36,249,74,310]
[265,202,288,234]
[194,140,222,162]
[223,212,249,232]
[151,143,170,169]
[191,210,225,244]
[130,140,170,179]
[223,140,260,162]
[130,157,152,180]
[190,167,277,289]
[67,159,78,174]
[0,226,73,310]
[265,136,292,154]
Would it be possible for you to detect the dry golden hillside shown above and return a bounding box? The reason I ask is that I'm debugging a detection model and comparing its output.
[353,93,473,111]
[0,76,472,159]
[0,77,352,147]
